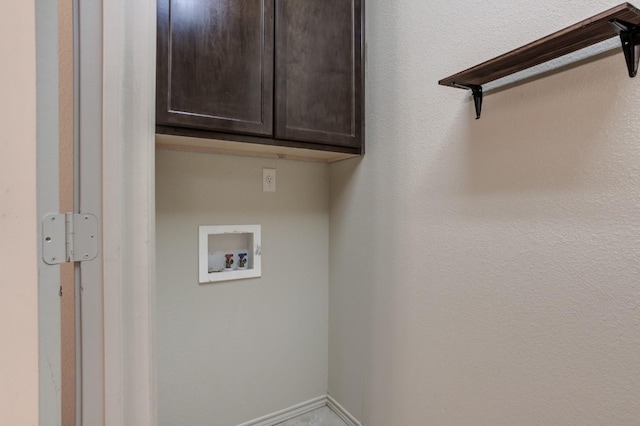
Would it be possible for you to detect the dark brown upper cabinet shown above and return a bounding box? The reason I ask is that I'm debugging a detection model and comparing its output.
[157,0,274,136]
[275,0,362,149]
[157,0,364,156]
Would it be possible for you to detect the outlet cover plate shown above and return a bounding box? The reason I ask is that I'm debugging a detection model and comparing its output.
[263,168,276,192]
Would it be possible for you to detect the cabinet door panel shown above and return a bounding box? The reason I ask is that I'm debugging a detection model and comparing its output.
[157,0,274,136]
[275,0,362,148]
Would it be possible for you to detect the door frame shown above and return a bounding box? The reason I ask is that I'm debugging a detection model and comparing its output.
[86,0,157,424]
[3,1,157,424]
[103,0,157,424]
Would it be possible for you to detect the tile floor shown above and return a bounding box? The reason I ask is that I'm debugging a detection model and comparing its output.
[276,407,347,426]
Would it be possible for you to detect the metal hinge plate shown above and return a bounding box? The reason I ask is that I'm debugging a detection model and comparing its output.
[42,213,98,265]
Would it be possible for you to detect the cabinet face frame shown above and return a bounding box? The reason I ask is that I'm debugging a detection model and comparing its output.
[274,0,363,150]
[156,0,274,136]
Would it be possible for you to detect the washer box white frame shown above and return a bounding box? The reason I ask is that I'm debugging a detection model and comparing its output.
[198,225,262,283]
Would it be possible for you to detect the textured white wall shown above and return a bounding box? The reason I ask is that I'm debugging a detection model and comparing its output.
[329,0,640,424]
[0,2,39,425]
[156,150,329,425]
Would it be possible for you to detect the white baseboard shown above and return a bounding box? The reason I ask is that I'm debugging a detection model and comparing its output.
[327,394,363,426]
[237,394,362,426]
[237,396,328,426]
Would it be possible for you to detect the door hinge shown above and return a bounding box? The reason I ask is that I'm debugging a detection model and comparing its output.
[42,213,98,265]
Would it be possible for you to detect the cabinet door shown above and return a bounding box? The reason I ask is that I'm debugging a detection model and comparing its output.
[157,0,274,136]
[275,0,363,149]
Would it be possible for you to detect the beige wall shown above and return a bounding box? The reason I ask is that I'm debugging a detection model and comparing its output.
[329,0,640,424]
[156,149,329,425]
[0,2,39,425]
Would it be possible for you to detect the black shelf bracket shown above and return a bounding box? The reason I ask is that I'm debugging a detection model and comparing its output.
[611,19,640,77]
[453,83,483,119]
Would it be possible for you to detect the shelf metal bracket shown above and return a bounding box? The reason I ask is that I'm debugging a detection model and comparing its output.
[610,19,640,77]
[453,83,483,119]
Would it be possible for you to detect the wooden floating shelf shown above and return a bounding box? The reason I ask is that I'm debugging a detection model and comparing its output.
[439,2,640,119]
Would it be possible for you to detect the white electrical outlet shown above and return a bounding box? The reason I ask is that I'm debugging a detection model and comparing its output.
[263,168,276,192]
